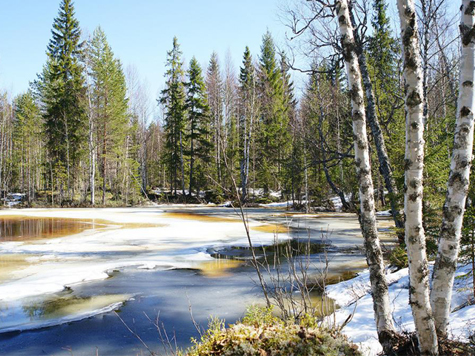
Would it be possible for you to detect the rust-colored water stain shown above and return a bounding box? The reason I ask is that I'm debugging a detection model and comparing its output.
[250,224,288,234]
[323,271,358,285]
[0,216,110,241]
[163,212,289,235]
[279,212,355,219]
[197,259,243,278]
[162,212,240,223]
[0,216,165,242]
[309,294,337,317]
[118,222,166,229]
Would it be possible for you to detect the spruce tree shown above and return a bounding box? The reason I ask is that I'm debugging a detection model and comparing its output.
[89,27,130,204]
[160,37,187,197]
[368,0,398,83]
[239,46,258,203]
[37,0,85,202]
[186,57,212,196]
[257,31,288,194]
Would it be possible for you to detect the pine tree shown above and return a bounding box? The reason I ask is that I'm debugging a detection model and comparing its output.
[186,57,212,197]
[37,0,86,202]
[160,37,187,197]
[89,27,130,205]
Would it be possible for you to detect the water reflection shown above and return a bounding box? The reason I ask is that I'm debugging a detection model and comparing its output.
[197,259,243,278]
[0,216,107,241]
[22,294,130,321]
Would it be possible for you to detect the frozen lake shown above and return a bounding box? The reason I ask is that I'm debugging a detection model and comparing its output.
[0,206,395,355]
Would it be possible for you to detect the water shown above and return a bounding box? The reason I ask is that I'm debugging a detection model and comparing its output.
[0,206,395,355]
[0,216,107,241]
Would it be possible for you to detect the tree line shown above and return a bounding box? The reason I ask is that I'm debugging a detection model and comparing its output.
[0,0,302,207]
[1,0,475,354]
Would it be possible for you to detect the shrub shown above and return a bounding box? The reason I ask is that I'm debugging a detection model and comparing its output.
[183,307,361,356]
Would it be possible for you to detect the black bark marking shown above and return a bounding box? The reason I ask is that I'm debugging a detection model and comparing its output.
[407,90,422,107]
[465,1,475,15]
[460,106,471,118]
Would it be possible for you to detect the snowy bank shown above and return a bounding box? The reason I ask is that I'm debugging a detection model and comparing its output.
[325,264,475,355]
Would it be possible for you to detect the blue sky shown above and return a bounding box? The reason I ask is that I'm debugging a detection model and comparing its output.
[0,0,292,101]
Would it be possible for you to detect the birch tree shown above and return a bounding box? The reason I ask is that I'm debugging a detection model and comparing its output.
[431,0,475,338]
[397,0,438,354]
[83,39,96,205]
[206,52,223,187]
[348,2,404,237]
[239,47,258,203]
[335,0,396,349]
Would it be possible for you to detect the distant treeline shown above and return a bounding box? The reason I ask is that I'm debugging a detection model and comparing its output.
[0,0,459,218]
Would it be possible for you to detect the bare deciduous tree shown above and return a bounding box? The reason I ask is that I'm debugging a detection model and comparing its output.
[336,0,396,350]
[397,0,439,354]
[431,0,475,339]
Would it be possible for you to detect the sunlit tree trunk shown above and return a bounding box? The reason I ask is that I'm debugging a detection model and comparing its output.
[348,8,403,236]
[431,0,475,339]
[335,0,396,350]
[397,0,438,354]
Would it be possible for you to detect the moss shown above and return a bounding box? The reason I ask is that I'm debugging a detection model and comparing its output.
[183,307,362,356]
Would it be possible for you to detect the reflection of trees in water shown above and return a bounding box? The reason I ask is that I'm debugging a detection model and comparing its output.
[21,294,128,322]
[22,295,85,320]
[210,239,328,261]
[0,217,95,241]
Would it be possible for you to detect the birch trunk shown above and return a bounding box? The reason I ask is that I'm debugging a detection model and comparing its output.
[89,121,95,206]
[0,110,4,200]
[348,9,404,235]
[87,91,95,206]
[189,125,194,196]
[335,0,396,349]
[303,141,309,214]
[179,131,186,197]
[431,0,475,338]
[397,1,438,354]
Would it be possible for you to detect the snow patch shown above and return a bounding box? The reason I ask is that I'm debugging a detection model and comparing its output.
[325,264,475,355]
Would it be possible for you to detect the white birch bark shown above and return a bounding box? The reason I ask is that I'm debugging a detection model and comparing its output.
[335,0,396,348]
[397,0,438,354]
[431,0,475,338]
[84,47,96,206]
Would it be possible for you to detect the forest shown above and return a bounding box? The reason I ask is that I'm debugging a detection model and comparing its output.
[1,0,475,355]
[0,0,459,213]
[0,0,395,210]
